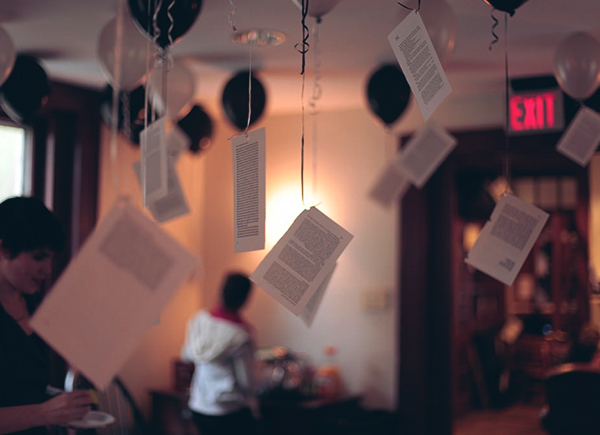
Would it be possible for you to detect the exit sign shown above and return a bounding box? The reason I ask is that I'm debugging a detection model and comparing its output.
[508,89,564,135]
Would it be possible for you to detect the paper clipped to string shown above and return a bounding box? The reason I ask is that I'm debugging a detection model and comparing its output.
[232,128,266,253]
[465,194,549,286]
[398,121,457,188]
[140,118,169,206]
[388,10,452,120]
[251,207,353,316]
[133,158,190,223]
[556,106,600,167]
[30,200,198,389]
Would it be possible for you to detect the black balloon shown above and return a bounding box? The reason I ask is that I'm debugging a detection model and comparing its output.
[177,105,213,153]
[0,55,50,125]
[99,84,156,145]
[128,0,202,48]
[483,0,528,15]
[221,71,266,131]
[366,64,411,126]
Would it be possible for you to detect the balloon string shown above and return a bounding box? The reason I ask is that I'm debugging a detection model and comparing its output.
[301,71,306,208]
[245,51,253,136]
[502,12,511,195]
[294,0,310,75]
[397,0,420,12]
[153,0,163,49]
[309,19,321,204]
[488,9,499,51]
[167,0,175,48]
[110,0,126,193]
[228,0,238,32]
[142,0,153,207]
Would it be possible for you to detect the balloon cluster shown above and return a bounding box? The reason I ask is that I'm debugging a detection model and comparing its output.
[96,0,212,153]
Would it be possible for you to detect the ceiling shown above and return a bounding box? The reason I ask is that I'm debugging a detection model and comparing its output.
[1,0,599,116]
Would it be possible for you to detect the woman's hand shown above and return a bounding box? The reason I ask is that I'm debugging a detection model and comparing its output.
[38,390,93,425]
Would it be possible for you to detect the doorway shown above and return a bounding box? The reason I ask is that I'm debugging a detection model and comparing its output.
[397,128,589,435]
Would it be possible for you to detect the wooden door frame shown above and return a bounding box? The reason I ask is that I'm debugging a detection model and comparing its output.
[397,128,589,434]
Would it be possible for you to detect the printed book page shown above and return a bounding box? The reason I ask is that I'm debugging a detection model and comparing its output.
[250,207,353,316]
[556,106,600,167]
[368,161,411,208]
[232,128,266,253]
[133,158,190,223]
[398,121,457,188]
[140,118,169,205]
[30,200,198,389]
[300,264,336,327]
[465,194,549,286]
[388,10,452,120]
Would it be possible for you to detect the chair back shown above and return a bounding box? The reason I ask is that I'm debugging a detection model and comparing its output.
[543,363,600,435]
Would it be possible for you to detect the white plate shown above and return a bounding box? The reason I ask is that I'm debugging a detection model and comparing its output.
[68,411,115,429]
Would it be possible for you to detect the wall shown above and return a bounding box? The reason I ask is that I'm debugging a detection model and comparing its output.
[97,88,505,414]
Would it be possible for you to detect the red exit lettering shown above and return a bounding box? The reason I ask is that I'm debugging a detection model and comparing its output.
[510,92,557,131]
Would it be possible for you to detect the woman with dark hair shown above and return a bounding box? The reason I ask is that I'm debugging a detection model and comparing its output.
[181,272,258,435]
[0,196,92,435]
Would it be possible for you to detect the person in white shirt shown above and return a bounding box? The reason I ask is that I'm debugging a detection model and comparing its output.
[181,272,258,435]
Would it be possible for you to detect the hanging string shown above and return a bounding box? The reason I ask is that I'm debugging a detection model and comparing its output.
[141,0,155,207]
[245,48,253,137]
[166,0,175,48]
[502,12,511,194]
[488,9,500,51]
[295,0,310,75]
[110,0,126,193]
[228,0,238,32]
[294,0,310,207]
[397,0,420,12]
[309,18,322,204]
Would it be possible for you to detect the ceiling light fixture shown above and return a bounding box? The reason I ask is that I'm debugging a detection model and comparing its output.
[231,29,286,47]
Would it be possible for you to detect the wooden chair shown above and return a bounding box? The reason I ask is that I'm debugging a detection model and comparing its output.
[542,363,600,434]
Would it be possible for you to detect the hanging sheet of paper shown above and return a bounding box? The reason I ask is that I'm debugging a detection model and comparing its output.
[250,207,353,316]
[30,200,198,389]
[368,161,411,208]
[140,118,169,205]
[167,125,191,161]
[232,128,266,253]
[556,106,600,167]
[300,264,336,327]
[465,194,549,286]
[388,11,452,120]
[397,121,457,188]
[133,158,190,223]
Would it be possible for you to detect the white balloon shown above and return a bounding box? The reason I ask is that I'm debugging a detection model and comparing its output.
[0,26,15,88]
[554,32,600,101]
[419,0,458,65]
[97,14,151,91]
[291,0,342,19]
[149,59,196,119]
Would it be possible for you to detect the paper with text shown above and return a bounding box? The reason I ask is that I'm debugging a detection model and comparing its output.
[140,118,169,206]
[368,161,411,208]
[556,106,600,167]
[300,264,336,327]
[465,194,549,286]
[167,125,191,161]
[388,11,452,120]
[398,121,457,188]
[30,200,198,389]
[232,128,266,253]
[250,207,353,316]
[133,158,190,223]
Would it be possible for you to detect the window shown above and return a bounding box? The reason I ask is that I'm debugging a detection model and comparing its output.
[0,123,27,203]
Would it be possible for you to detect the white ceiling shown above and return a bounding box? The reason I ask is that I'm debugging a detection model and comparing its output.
[1,0,599,116]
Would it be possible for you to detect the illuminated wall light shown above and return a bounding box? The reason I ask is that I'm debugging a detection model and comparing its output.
[265,184,305,249]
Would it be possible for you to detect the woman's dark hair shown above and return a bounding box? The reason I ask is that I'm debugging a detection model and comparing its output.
[221,272,252,311]
[0,196,65,257]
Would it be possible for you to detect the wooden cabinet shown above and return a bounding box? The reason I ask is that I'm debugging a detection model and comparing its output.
[151,391,199,435]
